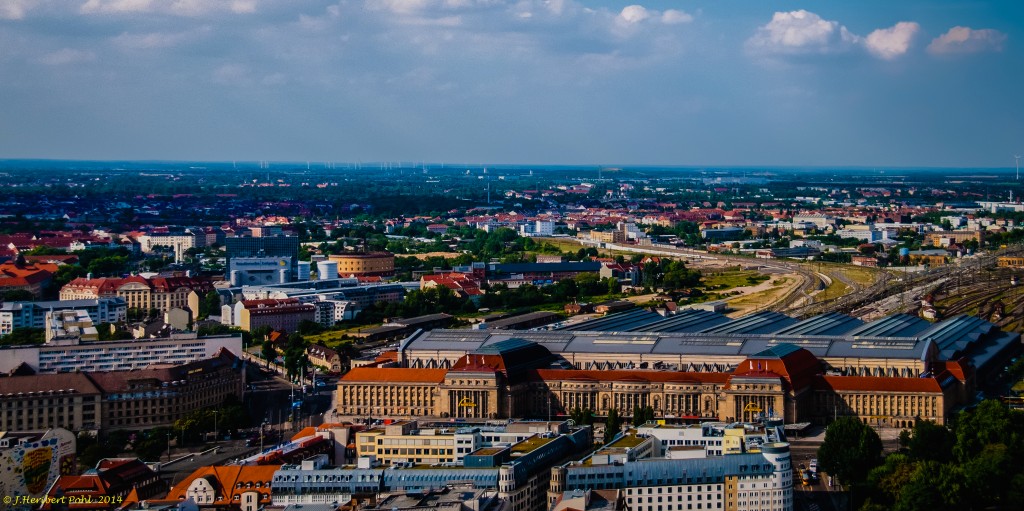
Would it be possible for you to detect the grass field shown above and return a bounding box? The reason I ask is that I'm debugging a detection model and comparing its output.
[701,270,766,290]
[820,263,884,287]
[725,276,802,317]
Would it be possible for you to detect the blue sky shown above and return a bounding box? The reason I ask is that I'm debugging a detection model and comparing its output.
[0,1,1020,167]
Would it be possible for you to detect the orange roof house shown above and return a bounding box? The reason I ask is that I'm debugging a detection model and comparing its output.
[150,465,280,510]
[0,259,54,298]
[42,458,164,511]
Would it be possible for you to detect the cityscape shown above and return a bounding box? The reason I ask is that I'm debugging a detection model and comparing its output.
[1,2,1023,511]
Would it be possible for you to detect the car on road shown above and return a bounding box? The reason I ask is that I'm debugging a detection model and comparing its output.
[809,458,818,473]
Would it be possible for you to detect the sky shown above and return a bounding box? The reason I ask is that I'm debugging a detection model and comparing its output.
[0,1,1021,167]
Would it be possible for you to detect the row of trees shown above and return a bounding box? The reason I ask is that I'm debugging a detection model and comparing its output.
[818,400,1024,511]
[77,398,251,468]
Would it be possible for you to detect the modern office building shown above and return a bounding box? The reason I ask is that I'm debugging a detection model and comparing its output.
[228,256,294,286]
[1,298,126,336]
[225,235,300,276]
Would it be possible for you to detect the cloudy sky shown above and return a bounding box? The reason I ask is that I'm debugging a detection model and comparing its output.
[1,1,1021,167]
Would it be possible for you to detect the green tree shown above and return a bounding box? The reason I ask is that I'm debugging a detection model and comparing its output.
[604,408,622,444]
[25,245,68,256]
[284,333,309,381]
[261,339,278,366]
[569,408,594,426]
[2,289,35,301]
[606,277,620,295]
[818,417,883,487]
[894,461,952,511]
[864,453,916,507]
[199,291,221,320]
[953,399,1024,463]
[50,264,88,289]
[909,420,953,463]
[86,255,129,276]
[0,327,45,346]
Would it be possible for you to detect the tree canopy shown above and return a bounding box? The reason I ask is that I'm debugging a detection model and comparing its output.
[818,416,883,487]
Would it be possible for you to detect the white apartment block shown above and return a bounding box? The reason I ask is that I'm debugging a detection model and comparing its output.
[0,332,242,374]
[0,298,127,336]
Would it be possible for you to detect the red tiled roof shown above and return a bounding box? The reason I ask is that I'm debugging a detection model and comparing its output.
[156,465,280,506]
[341,367,447,384]
[816,375,943,393]
[0,373,101,396]
[376,350,399,363]
[733,347,820,391]
[0,261,54,287]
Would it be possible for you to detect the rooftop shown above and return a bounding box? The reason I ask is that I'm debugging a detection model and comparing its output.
[608,433,647,449]
[511,435,553,454]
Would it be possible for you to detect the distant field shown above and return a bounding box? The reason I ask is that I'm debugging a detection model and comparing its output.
[408,252,463,259]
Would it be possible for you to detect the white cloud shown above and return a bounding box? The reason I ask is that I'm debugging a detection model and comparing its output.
[927,26,1007,55]
[80,0,153,14]
[746,10,859,55]
[80,0,258,16]
[365,0,432,15]
[661,9,693,25]
[864,21,919,60]
[113,28,208,49]
[41,48,96,65]
[230,0,257,14]
[618,5,650,24]
[212,62,249,84]
[0,0,41,20]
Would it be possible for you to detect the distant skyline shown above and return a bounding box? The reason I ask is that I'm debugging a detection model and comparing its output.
[1,1,1021,167]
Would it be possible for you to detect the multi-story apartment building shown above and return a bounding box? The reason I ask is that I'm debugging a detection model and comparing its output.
[551,439,793,511]
[59,275,212,315]
[0,349,243,433]
[230,298,316,332]
[0,297,127,336]
[0,373,102,431]
[269,424,592,511]
[0,332,242,374]
[89,349,244,430]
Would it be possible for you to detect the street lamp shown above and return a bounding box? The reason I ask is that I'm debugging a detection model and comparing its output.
[166,431,172,461]
[212,410,220,443]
